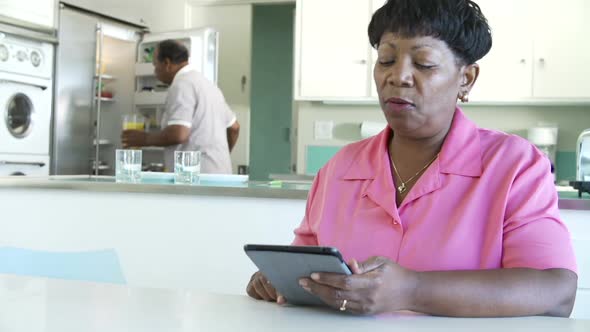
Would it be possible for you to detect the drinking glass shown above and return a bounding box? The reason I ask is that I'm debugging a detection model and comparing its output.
[122,114,145,131]
[174,151,201,184]
[116,149,142,183]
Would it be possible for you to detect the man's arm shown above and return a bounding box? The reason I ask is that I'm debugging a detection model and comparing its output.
[227,120,240,152]
[146,125,190,146]
[122,125,190,148]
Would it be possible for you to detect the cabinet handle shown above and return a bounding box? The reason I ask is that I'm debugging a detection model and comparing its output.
[539,58,546,64]
[519,59,526,64]
[0,161,45,167]
[353,60,367,65]
[241,75,247,93]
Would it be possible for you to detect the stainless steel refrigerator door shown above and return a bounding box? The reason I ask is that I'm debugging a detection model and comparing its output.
[52,6,97,175]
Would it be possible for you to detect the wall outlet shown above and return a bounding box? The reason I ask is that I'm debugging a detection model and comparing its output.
[314,121,334,140]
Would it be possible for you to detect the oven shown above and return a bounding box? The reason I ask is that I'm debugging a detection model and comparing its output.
[0,30,53,176]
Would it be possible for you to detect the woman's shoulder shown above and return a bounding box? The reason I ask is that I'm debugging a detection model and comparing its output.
[477,127,545,164]
[321,134,383,177]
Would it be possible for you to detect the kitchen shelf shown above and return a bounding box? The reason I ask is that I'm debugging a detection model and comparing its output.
[99,97,115,102]
[141,146,164,151]
[134,91,167,106]
[93,139,112,146]
[95,74,116,80]
[135,63,155,76]
[90,164,111,171]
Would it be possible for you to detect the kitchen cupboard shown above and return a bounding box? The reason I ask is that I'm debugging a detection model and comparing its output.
[0,0,56,29]
[296,0,590,103]
[532,0,590,99]
[369,0,387,99]
[468,0,534,102]
[471,0,590,102]
[295,0,371,99]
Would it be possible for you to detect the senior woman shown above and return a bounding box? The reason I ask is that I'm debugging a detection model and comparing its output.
[247,0,577,317]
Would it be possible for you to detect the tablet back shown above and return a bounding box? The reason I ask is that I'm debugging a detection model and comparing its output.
[245,250,351,306]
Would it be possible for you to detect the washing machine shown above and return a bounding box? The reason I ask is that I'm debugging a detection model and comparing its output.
[0,32,53,176]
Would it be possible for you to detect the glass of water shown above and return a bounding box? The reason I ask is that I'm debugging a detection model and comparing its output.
[115,149,142,183]
[174,151,201,184]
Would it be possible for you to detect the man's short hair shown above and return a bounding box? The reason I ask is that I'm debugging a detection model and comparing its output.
[156,40,189,64]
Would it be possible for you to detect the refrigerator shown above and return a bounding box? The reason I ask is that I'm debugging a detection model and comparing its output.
[52,3,219,175]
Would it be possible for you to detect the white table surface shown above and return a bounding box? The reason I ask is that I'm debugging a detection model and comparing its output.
[1,273,588,332]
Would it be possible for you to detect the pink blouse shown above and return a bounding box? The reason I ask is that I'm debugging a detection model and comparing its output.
[293,108,577,273]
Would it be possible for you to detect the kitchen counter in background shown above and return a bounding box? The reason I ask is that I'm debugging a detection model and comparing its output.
[0,176,589,319]
[1,175,590,209]
[0,175,310,200]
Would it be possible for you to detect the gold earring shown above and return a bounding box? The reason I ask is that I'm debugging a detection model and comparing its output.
[459,93,469,103]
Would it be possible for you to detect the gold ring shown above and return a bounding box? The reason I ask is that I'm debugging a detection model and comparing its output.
[339,299,348,311]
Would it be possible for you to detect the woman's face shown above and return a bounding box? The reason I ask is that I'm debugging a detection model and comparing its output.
[374,33,478,140]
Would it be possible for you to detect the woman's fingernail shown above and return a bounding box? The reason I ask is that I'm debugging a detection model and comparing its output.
[299,280,312,292]
[311,273,319,280]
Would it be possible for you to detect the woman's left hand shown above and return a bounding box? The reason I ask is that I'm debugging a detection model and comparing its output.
[298,256,417,315]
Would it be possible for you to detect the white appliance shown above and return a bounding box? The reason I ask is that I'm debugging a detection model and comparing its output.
[52,4,218,175]
[0,32,53,176]
[0,0,56,30]
[527,125,558,179]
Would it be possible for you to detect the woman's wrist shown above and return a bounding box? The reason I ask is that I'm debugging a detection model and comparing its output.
[401,269,420,312]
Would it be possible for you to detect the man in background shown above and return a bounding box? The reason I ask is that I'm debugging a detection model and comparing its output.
[122,40,239,174]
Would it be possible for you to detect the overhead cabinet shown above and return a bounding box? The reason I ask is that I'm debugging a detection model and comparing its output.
[295,0,373,99]
[0,0,56,29]
[472,0,590,102]
[295,0,590,103]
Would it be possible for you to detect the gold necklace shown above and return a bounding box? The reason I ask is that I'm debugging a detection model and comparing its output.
[391,154,439,194]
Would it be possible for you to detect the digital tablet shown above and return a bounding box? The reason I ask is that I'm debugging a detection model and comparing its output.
[244,244,352,306]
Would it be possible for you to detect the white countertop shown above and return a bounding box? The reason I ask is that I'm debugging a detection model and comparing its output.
[0,175,310,200]
[0,274,588,332]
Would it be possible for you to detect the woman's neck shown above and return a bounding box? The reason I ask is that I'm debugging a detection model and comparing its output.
[389,130,446,162]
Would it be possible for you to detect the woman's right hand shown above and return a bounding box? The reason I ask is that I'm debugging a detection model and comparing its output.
[246,271,285,304]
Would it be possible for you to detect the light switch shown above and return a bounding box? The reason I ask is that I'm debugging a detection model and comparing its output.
[314,121,334,140]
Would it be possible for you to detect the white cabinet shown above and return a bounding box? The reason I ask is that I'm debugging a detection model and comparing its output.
[296,0,590,103]
[561,209,590,319]
[296,0,371,99]
[573,289,590,319]
[471,0,590,102]
[0,0,56,29]
[369,0,387,99]
[468,0,534,102]
[571,239,590,319]
[533,0,590,99]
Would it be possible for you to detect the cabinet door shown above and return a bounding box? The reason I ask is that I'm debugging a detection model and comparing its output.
[298,0,370,98]
[533,0,590,98]
[1,0,56,28]
[370,0,388,99]
[468,0,534,102]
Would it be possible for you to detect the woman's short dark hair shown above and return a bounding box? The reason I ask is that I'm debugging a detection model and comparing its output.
[156,40,189,64]
[368,0,492,65]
